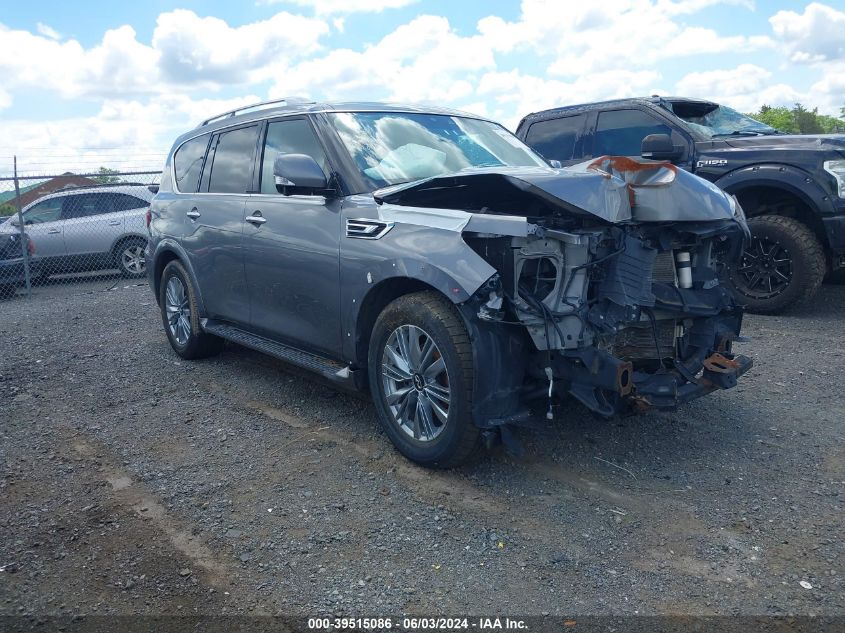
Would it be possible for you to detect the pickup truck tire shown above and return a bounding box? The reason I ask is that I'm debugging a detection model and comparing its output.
[368,291,479,469]
[727,215,826,314]
[159,260,223,360]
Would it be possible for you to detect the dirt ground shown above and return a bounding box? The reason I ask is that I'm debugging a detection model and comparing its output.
[0,277,842,623]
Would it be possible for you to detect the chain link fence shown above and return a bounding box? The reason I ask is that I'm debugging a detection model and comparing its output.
[0,160,161,300]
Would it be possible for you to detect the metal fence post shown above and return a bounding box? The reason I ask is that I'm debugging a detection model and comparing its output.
[13,156,33,298]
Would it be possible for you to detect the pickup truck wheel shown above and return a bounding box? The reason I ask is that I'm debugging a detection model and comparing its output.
[159,260,223,360]
[368,291,479,468]
[727,215,826,314]
[116,237,148,278]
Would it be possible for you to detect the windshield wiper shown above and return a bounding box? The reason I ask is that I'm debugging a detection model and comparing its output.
[711,131,767,138]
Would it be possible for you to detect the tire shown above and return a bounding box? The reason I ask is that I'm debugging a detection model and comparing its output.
[726,215,826,314]
[159,260,223,360]
[116,237,148,279]
[368,291,479,468]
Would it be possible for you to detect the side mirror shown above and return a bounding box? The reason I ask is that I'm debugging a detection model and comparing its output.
[641,134,683,161]
[548,159,562,169]
[273,154,329,194]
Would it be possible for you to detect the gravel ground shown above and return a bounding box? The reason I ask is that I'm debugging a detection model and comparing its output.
[0,279,842,619]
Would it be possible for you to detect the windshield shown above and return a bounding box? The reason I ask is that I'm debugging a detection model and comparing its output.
[667,101,779,138]
[328,112,549,189]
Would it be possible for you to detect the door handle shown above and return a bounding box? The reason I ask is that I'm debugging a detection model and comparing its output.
[108,220,121,226]
[245,212,267,226]
[186,208,201,220]
[47,229,61,234]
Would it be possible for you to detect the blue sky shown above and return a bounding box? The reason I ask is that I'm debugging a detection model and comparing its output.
[0,0,843,173]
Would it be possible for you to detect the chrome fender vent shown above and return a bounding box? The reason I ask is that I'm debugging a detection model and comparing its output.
[346,218,394,240]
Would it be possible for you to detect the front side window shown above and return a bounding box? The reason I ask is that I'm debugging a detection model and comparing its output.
[594,109,673,157]
[22,198,63,224]
[525,114,587,161]
[259,119,329,194]
[173,134,210,193]
[207,125,260,194]
[329,112,548,190]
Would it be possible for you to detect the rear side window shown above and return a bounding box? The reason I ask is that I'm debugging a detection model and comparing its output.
[173,134,210,193]
[259,119,329,194]
[112,194,147,212]
[524,114,586,161]
[207,125,260,194]
[594,109,672,157]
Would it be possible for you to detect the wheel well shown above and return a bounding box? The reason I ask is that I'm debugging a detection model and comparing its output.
[354,278,444,368]
[152,249,180,302]
[731,185,828,250]
[111,234,147,258]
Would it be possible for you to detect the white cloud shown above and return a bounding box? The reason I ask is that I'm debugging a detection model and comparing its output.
[269,15,495,103]
[153,10,327,85]
[477,0,770,75]
[0,10,328,100]
[675,64,802,111]
[0,88,11,110]
[259,0,418,15]
[770,2,845,64]
[35,22,60,40]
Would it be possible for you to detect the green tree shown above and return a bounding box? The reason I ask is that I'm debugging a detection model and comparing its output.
[92,166,121,184]
[746,103,845,134]
[0,202,17,217]
[752,105,797,133]
[792,103,824,134]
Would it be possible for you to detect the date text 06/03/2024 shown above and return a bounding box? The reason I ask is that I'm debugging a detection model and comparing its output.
[307,617,529,630]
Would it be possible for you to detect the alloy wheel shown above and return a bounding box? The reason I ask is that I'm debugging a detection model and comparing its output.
[731,235,793,300]
[165,276,191,345]
[122,245,146,274]
[381,324,451,442]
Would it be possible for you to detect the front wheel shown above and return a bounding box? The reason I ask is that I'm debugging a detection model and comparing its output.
[159,260,223,360]
[368,292,479,468]
[726,215,826,314]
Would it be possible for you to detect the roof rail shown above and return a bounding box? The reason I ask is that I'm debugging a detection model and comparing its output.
[61,182,148,192]
[200,97,315,126]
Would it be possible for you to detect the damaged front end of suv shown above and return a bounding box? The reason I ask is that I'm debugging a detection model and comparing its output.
[373,156,752,430]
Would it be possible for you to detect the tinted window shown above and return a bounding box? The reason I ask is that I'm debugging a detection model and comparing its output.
[525,114,586,161]
[23,198,63,224]
[111,194,147,212]
[173,134,210,193]
[208,126,260,194]
[63,194,112,219]
[260,119,329,194]
[594,109,672,157]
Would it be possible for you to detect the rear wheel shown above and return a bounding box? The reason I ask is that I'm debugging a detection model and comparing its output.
[368,291,479,468]
[116,237,148,279]
[159,260,223,359]
[726,215,826,314]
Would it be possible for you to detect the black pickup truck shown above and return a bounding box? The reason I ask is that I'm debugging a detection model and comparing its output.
[516,97,845,313]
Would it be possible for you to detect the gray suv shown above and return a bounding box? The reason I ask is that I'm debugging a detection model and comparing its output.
[0,184,152,279]
[148,98,752,467]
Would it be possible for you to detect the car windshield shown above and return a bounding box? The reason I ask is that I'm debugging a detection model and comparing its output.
[328,111,549,189]
[666,101,779,138]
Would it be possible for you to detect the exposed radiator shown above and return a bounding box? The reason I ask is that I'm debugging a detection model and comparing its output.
[613,321,676,360]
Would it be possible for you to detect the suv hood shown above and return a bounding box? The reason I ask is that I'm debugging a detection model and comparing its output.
[374,156,737,224]
[720,133,845,153]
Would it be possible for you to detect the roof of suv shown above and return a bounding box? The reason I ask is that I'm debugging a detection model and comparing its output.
[23,183,154,209]
[173,99,496,147]
[518,96,717,126]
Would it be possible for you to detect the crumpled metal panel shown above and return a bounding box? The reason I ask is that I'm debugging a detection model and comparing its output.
[374,157,737,225]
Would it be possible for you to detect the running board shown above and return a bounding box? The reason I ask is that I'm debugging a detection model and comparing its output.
[201,320,364,389]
